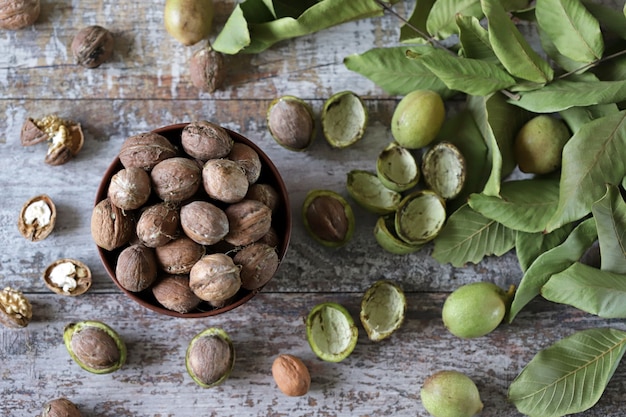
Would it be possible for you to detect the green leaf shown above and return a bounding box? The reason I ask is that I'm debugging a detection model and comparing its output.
[456,14,498,63]
[468,179,559,233]
[538,26,588,74]
[399,0,436,43]
[509,328,626,417]
[214,0,388,54]
[582,0,626,40]
[515,223,575,273]
[271,0,320,18]
[542,262,626,318]
[481,0,554,84]
[418,49,516,95]
[467,93,531,197]
[592,184,626,274]
[432,204,516,267]
[547,111,626,232]
[426,0,483,39]
[511,79,626,113]
[435,109,489,213]
[535,0,603,64]
[344,47,450,96]
[560,103,620,134]
[509,217,597,322]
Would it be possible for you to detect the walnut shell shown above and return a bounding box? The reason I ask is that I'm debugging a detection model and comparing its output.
[43,258,92,296]
[20,115,84,165]
[246,183,280,213]
[108,167,152,210]
[41,397,82,417]
[228,142,261,184]
[150,157,201,202]
[0,0,40,30]
[189,47,226,93]
[71,25,114,69]
[136,203,179,248]
[91,198,134,251]
[258,226,280,248]
[224,199,272,246]
[119,132,177,171]
[152,274,201,314]
[272,354,311,397]
[18,194,57,242]
[189,254,241,302]
[115,244,158,292]
[180,201,229,246]
[181,120,233,161]
[233,243,279,290]
[155,236,205,274]
[202,159,249,203]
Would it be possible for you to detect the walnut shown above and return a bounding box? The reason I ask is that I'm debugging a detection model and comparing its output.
[71,25,114,68]
[18,194,56,241]
[0,287,32,328]
[20,115,84,165]
[91,198,134,251]
[0,0,40,30]
[152,274,201,314]
[119,132,177,171]
[180,200,229,245]
[246,183,280,213]
[202,159,249,204]
[228,142,262,184]
[189,47,226,93]
[150,157,201,203]
[189,254,241,303]
[154,236,205,274]
[108,167,152,210]
[224,199,272,246]
[181,120,233,161]
[272,354,311,397]
[233,243,278,290]
[115,244,158,292]
[136,203,179,248]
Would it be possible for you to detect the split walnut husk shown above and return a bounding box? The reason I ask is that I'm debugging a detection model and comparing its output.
[20,115,84,165]
[18,194,57,241]
[43,258,92,296]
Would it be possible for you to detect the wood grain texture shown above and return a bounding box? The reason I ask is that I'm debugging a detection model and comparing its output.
[1,0,625,416]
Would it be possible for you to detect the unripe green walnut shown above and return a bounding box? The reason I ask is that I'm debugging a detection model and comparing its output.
[514,115,570,174]
[391,90,445,149]
[420,370,484,417]
[442,282,513,339]
[164,0,214,46]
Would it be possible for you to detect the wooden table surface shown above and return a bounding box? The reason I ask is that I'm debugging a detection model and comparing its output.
[1,1,625,416]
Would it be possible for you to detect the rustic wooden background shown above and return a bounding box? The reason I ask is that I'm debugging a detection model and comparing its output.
[1,0,625,416]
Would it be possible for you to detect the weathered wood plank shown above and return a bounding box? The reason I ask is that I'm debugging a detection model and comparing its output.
[2,292,625,417]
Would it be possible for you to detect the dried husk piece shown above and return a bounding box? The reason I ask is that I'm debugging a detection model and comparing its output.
[43,258,92,296]
[18,194,57,242]
[0,287,32,328]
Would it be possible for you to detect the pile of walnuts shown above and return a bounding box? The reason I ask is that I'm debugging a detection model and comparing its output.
[91,121,284,314]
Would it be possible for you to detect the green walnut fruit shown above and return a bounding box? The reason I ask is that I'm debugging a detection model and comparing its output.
[63,320,126,374]
[420,370,484,417]
[164,0,214,46]
[186,327,235,388]
[306,302,358,362]
[391,90,445,150]
[442,282,514,339]
[514,115,570,174]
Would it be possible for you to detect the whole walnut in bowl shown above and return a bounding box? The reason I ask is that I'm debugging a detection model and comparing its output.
[92,122,291,318]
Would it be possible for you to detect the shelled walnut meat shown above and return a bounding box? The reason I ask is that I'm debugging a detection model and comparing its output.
[91,121,284,315]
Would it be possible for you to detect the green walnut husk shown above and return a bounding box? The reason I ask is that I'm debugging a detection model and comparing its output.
[395,190,446,245]
[321,91,368,148]
[306,302,358,362]
[376,142,420,192]
[186,327,235,388]
[420,370,484,417]
[347,170,402,215]
[373,216,423,255]
[267,95,315,151]
[63,320,126,374]
[421,142,466,200]
[302,189,355,248]
[360,280,406,342]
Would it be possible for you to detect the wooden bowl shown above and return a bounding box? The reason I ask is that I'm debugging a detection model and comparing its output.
[95,123,291,318]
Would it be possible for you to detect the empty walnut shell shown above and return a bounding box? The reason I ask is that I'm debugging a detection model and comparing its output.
[119,132,177,171]
[43,258,92,296]
[91,198,134,251]
[152,274,202,314]
[233,243,279,290]
[155,236,205,274]
[181,120,233,161]
[115,245,158,292]
[71,25,114,69]
[18,194,57,242]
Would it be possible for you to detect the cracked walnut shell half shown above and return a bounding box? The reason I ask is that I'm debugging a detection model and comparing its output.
[20,115,84,165]
[18,194,57,242]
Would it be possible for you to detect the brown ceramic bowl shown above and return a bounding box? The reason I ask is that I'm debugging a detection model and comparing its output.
[95,123,291,318]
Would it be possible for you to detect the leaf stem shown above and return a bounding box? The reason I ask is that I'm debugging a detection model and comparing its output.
[557,48,626,79]
[373,0,456,56]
